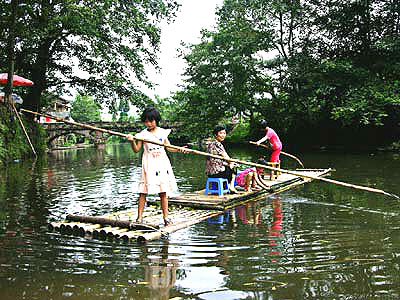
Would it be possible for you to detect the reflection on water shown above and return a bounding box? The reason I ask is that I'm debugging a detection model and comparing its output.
[234,198,284,262]
[0,144,399,299]
[140,240,179,300]
[269,197,283,261]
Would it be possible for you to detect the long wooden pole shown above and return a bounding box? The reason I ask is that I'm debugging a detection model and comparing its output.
[12,103,37,156]
[249,141,304,168]
[21,109,399,199]
[65,214,156,230]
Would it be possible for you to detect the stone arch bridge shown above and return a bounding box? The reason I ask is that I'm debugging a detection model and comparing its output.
[41,121,178,148]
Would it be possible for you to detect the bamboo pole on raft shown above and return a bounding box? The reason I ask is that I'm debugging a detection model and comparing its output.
[20,109,400,199]
[12,103,37,156]
[249,141,304,168]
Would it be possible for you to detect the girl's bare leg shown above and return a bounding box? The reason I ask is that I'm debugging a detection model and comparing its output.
[245,173,253,191]
[159,192,169,220]
[137,193,147,222]
[229,176,238,193]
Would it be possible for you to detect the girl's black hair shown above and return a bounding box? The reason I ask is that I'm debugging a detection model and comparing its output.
[141,107,161,125]
[213,125,226,136]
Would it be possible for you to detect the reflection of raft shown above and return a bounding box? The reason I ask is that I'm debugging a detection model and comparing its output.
[49,168,331,243]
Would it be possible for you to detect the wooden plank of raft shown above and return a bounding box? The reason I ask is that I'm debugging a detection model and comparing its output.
[65,214,157,230]
[119,230,149,241]
[75,223,103,236]
[48,222,65,231]
[137,210,221,243]
[93,226,131,240]
[60,222,83,232]
[54,222,103,237]
[105,227,130,239]
[103,207,159,221]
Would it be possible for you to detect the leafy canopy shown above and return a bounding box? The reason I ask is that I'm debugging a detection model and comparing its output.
[0,0,180,112]
[174,0,400,144]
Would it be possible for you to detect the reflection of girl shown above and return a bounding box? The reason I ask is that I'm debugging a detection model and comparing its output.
[269,198,283,261]
[205,125,237,193]
[235,202,262,225]
[256,120,282,163]
[127,107,186,226]
[141,241,178,300]
[270,199,283,237]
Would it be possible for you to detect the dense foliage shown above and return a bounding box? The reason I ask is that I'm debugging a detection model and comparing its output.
[70,94,101,122]
[175,0,400,148]
[0,0,179,113]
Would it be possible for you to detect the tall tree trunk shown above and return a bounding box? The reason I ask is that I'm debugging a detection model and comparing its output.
[5,0,18,103]
[23,42,50,114]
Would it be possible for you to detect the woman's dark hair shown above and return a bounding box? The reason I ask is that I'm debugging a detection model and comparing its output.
[141,107,161,125]
[213,125,226,136]
[260,119,268,128]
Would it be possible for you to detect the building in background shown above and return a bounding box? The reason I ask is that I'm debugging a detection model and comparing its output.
[39,95,71,123]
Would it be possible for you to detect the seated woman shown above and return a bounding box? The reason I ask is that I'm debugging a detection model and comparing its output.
[236,158,271,192]
[205,125,238,193]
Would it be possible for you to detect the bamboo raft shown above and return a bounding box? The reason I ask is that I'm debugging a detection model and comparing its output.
[49,168,331,243]
[164,168,332,210]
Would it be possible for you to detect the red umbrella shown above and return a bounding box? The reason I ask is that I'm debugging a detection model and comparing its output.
[0,73,34,86]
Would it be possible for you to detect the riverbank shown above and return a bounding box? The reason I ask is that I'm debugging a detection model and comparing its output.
[0,105,46,166]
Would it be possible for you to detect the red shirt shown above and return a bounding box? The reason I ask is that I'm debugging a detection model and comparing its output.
[266,128,282,150]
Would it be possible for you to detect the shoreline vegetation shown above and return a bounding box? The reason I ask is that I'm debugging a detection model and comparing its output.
[1,106,398,167]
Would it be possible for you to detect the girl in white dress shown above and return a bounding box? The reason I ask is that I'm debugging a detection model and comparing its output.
[127,107,185,226]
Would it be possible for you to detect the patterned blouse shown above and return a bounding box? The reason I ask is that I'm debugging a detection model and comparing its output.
[205,140,229,176]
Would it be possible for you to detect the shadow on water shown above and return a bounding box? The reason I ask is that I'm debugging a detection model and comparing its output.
[0,144,399,299]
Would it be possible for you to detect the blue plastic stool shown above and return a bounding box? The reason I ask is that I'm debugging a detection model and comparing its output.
[204,178,230,196]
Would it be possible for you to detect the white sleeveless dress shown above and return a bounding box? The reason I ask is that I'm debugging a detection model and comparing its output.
[135,128,178,195]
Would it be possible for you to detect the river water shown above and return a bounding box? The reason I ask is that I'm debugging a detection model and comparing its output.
[0,143,399,299]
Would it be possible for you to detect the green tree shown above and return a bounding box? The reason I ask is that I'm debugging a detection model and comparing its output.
[0,0,179,113]
[154,95,180,120]
[302,0,400,127]
[118,98,130,122]
[176,0,400,146]
[176,0,303,137]
[70,94,101,122]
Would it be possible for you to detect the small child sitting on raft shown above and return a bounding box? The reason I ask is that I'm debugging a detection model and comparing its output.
[236,158,270,192]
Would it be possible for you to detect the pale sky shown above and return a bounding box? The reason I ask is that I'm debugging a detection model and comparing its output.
[143,0,223,99]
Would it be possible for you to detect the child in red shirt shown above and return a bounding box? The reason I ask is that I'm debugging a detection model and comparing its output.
[256,120,282,163]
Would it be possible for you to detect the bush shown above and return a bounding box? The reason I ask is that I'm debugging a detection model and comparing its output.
[225,121,250,143]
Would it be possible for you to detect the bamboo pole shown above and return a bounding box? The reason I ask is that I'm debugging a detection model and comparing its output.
[249,141,304,168]
[12,103,37,156]
[20,109,399,199]
[65,214,156,231]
